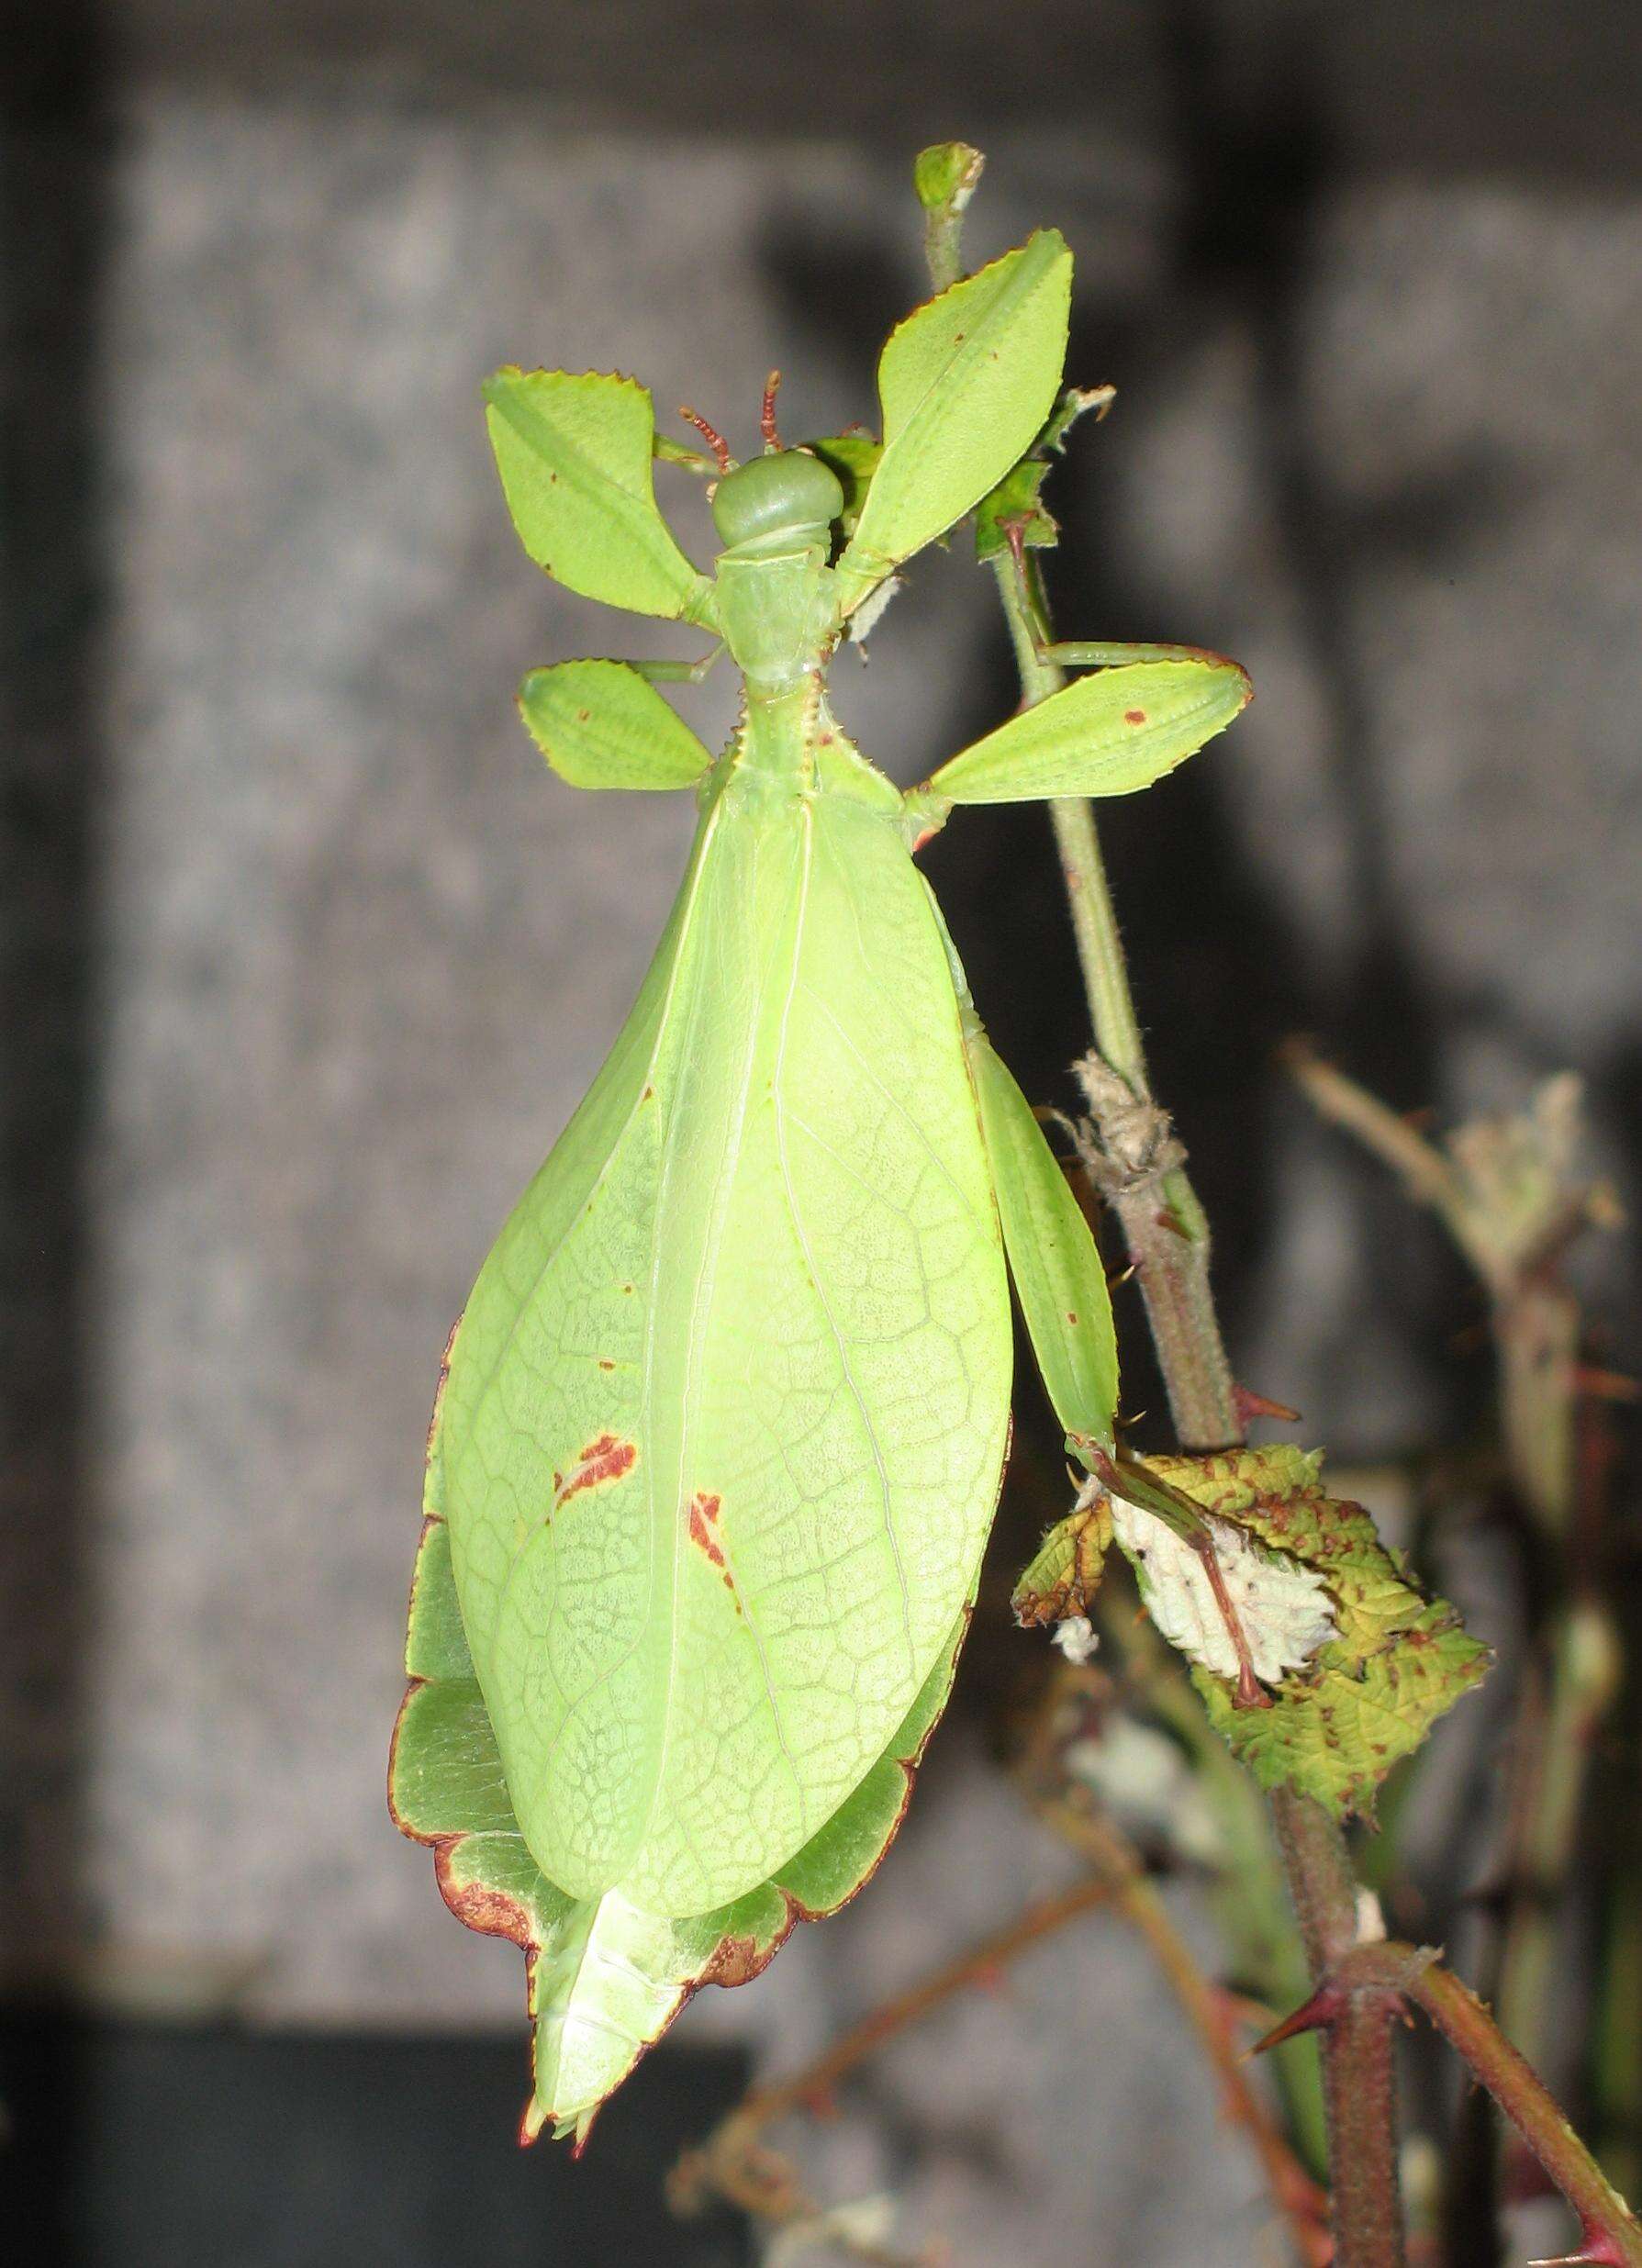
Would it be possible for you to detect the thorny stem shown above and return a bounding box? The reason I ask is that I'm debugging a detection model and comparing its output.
[1279,1946,1642,2268]
[1290,1044,1632,2210]
[989,528,1400,2265]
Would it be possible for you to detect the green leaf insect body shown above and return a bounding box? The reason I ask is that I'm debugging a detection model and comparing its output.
[392,229,1252,2141]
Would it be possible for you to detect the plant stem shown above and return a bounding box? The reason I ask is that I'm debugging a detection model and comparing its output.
[921,142,1399,2263]
[990,543,1402,2266]
[1322,1946,1642,2268]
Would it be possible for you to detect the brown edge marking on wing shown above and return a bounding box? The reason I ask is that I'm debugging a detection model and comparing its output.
[393,1356,1009,2149]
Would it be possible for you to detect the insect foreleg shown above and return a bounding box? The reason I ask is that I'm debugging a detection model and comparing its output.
[1037,637,1226,669]
[628,644,725,686]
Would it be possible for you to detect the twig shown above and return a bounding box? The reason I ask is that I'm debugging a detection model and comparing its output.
[1027,1763,1333,2266]
[904,137,1405,2261]
[986,385,1400,2268]
[1261,1944,1642,2268]
[671,1873,1123,2244]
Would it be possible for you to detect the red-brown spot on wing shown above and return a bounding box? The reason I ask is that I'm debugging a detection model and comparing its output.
[1123,708,1147,726]
[687,1490,726,1570]
[555,1433,638,1506]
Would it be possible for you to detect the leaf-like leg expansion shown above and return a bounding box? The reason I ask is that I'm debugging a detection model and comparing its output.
[965,1017,1117,1453]
[833,232,1073,614]
[519,658,714,789]
[919,655,1251,807]
[485,369,717,625]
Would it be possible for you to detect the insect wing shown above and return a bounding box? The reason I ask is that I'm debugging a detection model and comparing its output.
[391,1497,974,2144]
[485,368,715,623]
[968,1032,1118,1453]
[436,787,1011,1918]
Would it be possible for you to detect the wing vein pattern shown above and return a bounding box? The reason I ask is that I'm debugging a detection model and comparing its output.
[441,776,1011,1919]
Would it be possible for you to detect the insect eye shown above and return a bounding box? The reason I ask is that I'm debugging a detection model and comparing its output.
[710,450,845,550]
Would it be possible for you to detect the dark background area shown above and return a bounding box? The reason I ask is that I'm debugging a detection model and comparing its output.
[3,1,1639,2262]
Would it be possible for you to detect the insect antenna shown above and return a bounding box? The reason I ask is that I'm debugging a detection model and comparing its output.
[678,405,732,474]
[760,369,783,452]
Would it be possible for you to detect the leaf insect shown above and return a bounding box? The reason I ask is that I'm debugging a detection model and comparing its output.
[391,226,1251,2142]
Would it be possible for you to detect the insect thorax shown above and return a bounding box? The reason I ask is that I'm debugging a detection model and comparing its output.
[713,540,841,700]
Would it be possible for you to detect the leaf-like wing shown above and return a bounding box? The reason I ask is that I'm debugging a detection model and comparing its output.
[922,657,1251,806]
[392,1432,974,2144]
[484,369,715,623]
[434,777,1011,1919]
[834,233,1072,609]
[967,1029,1117,1452]
[519,660,714,791]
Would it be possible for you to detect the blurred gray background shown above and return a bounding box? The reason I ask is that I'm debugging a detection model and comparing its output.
[4,2,1640,2261]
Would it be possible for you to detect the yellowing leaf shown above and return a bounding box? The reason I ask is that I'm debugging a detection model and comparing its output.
[1143,1447,1490,1820]
[1012,1486,1113,1630]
